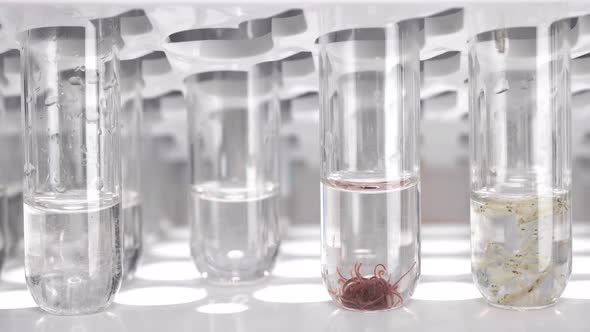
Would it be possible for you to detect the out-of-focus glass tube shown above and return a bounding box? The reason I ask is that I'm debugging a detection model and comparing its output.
[319,23,422,311]
[161,158,190,239]
[0,49,23,263]
[0,91,7,272]
[279,92,320,229]
[153,91,189,240]
[120,59,143,279]
[21,19,122,315]
[140,91,189,241]
[278,98,293,237]
[139,96,163,243]
[185,63,281,284]
[469,18,575,309]
[4,95,24,260]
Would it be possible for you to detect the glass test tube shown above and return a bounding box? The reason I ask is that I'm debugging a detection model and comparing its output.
[120,59,143,278]
[185,63,281,284]
[469,19,575,309]
[5,51,24,262]
[4,95,24,260]
[0,50,23,265]
[139,91,189,241]
[318,23,422,311]
[278,98,292,238]
[21,19,122,315]
[153,91,189,240]
[162,158,190,238]
[139,96,162,243]
[0,90,7,271]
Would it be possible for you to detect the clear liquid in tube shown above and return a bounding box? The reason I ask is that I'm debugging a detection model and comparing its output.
[24,192,122,315]
[321,174,420,311]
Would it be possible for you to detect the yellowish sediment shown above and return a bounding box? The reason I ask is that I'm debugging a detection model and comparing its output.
[471,192,569,306]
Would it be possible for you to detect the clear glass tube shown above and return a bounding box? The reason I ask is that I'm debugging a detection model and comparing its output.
[469,19,574,309]
[120,59,143,279]
[0,93,8,272]
[279,92,320,230]
[151,91,189,240]
[0,187,5,273]
[161,158,190,238]
[319,23,422,311]
[0,49,24,261]
[4,95,24,260]
[185,63,281,284]
[21,19,122,315]
[140,91,189,241]
[278,98,293,238]
[139,95,163,243]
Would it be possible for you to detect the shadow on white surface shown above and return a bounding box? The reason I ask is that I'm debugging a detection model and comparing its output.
[196,302,248,314]
[412,281,481,301]
[253,284,331,303]
[34,311,125,332]
[182,306,251,332]
[115,286,207,306]
[325,307,419,331]
[476,306,567,331]
[134,260,200,281]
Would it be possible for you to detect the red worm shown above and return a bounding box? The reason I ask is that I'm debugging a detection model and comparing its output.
[329,262,416,311]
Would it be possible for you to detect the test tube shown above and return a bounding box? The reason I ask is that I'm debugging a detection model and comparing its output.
[1,50,24,260]
[139,91,189,241]
[152,91,189,240]
[318,22,422,311]
[2,95,24,263]
[469,18,575,308]
[120,58,143,278]
[139,96,162,243]
[185,62,281,284]
[21,19,122,315]
[0,92,7,271]
[278,97,295,237]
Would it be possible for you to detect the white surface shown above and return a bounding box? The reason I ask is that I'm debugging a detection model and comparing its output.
[0,224,589,332]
